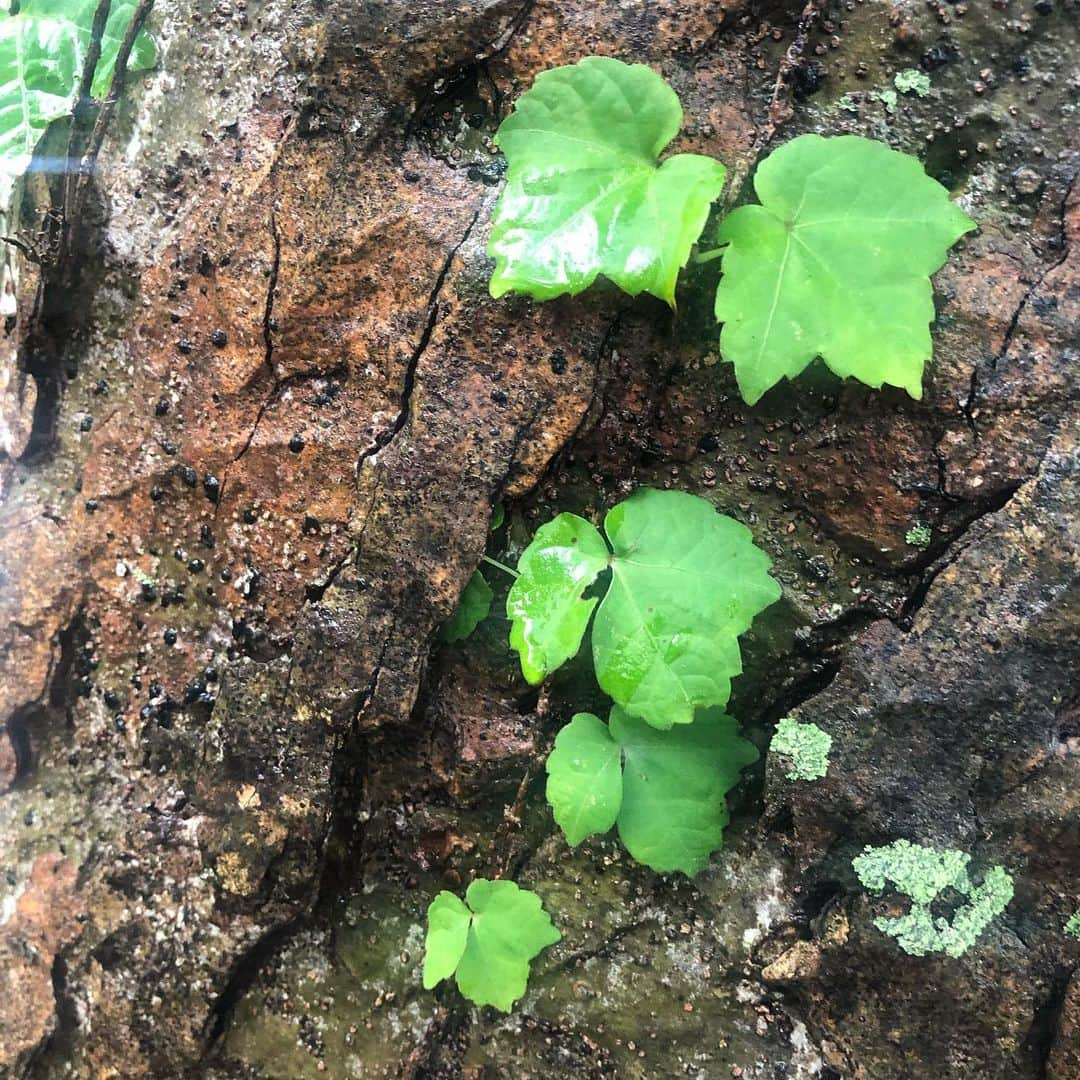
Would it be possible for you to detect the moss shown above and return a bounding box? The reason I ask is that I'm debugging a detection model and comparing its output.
[905,522,933,548]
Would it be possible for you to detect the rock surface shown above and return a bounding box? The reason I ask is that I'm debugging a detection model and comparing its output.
[0,0,1076,1077]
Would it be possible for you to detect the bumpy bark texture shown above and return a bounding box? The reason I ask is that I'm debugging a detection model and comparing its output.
[0,1,1076,1078]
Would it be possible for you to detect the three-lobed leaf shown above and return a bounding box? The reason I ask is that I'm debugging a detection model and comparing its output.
[546,707,758,876]
[488,56,726,306]
[507,488,781,729]
[441,570,493,643]
[422,879,561,1012]
[714,134,976,404]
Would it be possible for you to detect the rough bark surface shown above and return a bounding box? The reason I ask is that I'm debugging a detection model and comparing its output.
[0,1,1076,1078]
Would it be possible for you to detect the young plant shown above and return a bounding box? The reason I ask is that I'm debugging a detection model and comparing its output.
[440,569,493,643]
[488,57,975,404]
[852,839,1014,958]
[545,707,758,875]
[506,487,780,729]
[713,133,976,403]
[422,879,561,1011]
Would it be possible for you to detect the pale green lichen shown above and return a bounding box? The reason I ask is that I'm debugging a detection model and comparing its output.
[869,88,898,114]
[1065,909,1080,940]
[770,718,831,781]
[838,93,858,113]
[852,840,1014,958]
[894,68,931,97]
[905,522,932,548]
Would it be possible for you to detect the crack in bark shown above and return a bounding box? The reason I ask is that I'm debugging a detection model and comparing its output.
[355,206,482,473]
[897,477,1024,627]
[262,212,282,375]
[963,170,1078,431]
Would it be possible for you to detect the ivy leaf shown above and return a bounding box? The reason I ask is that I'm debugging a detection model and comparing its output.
[546,708,758,875]
[506,512,610,684]
[441,570,493,643]
[543,711,622,845]
[422,879,561,1012]
[488,56,727,306]
[0,14,81,184]
[421,891,470,990]
[714,134,976,404]
[20,0,157,98]
[507,489,780,729]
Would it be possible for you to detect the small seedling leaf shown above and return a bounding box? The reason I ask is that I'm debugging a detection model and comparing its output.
[546,707,758,875]
[422,879,561,1012]
[508,489,780,727]
[441,570,493,643]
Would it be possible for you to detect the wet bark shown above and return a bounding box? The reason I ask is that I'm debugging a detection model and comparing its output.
[0,2,1077,1077]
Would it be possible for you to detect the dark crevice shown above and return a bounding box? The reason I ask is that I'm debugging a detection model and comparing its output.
[356,207,482,472]
[202,913,309,1051]
[1023,967,1074,1079]
[897,478,1024,626]
[261,212,281,374]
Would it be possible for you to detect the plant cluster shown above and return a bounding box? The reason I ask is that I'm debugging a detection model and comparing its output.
[0,1,155,195]
[422,56,989,1013]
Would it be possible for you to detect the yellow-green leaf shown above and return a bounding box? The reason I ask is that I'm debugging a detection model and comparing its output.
[715,134,975,404]
[489,56,726,306]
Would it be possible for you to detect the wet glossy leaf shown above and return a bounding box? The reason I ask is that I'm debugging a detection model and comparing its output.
[441,570,493,643]
[0,14,81,185]
[714,134,976,404]
[596,489,780,728]
[20,0,157,98]
[546,708,758,875]
[422,879,561,1012]
[489,56,726,306]
[508,489,780,728]
[506,512,610,684]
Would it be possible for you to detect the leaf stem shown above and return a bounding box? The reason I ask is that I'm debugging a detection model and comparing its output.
[481,554,519,579]
[692,246,728,265]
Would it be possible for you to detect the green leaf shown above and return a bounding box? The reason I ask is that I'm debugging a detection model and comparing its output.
[507,489,780,728]
[714,134,976,404]
[544,712,622,845]
[488,56,727,306]
[596,489,780,728]
[421,891,470,990]
[0,14,81,182]
[422,879,561,1012]
[506,512,610,684]
[441,570,493,643]
[546,708,758,876]
[20,0,157,98]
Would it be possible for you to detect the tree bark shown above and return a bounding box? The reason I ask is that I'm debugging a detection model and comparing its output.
[0,2,1077,1077]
